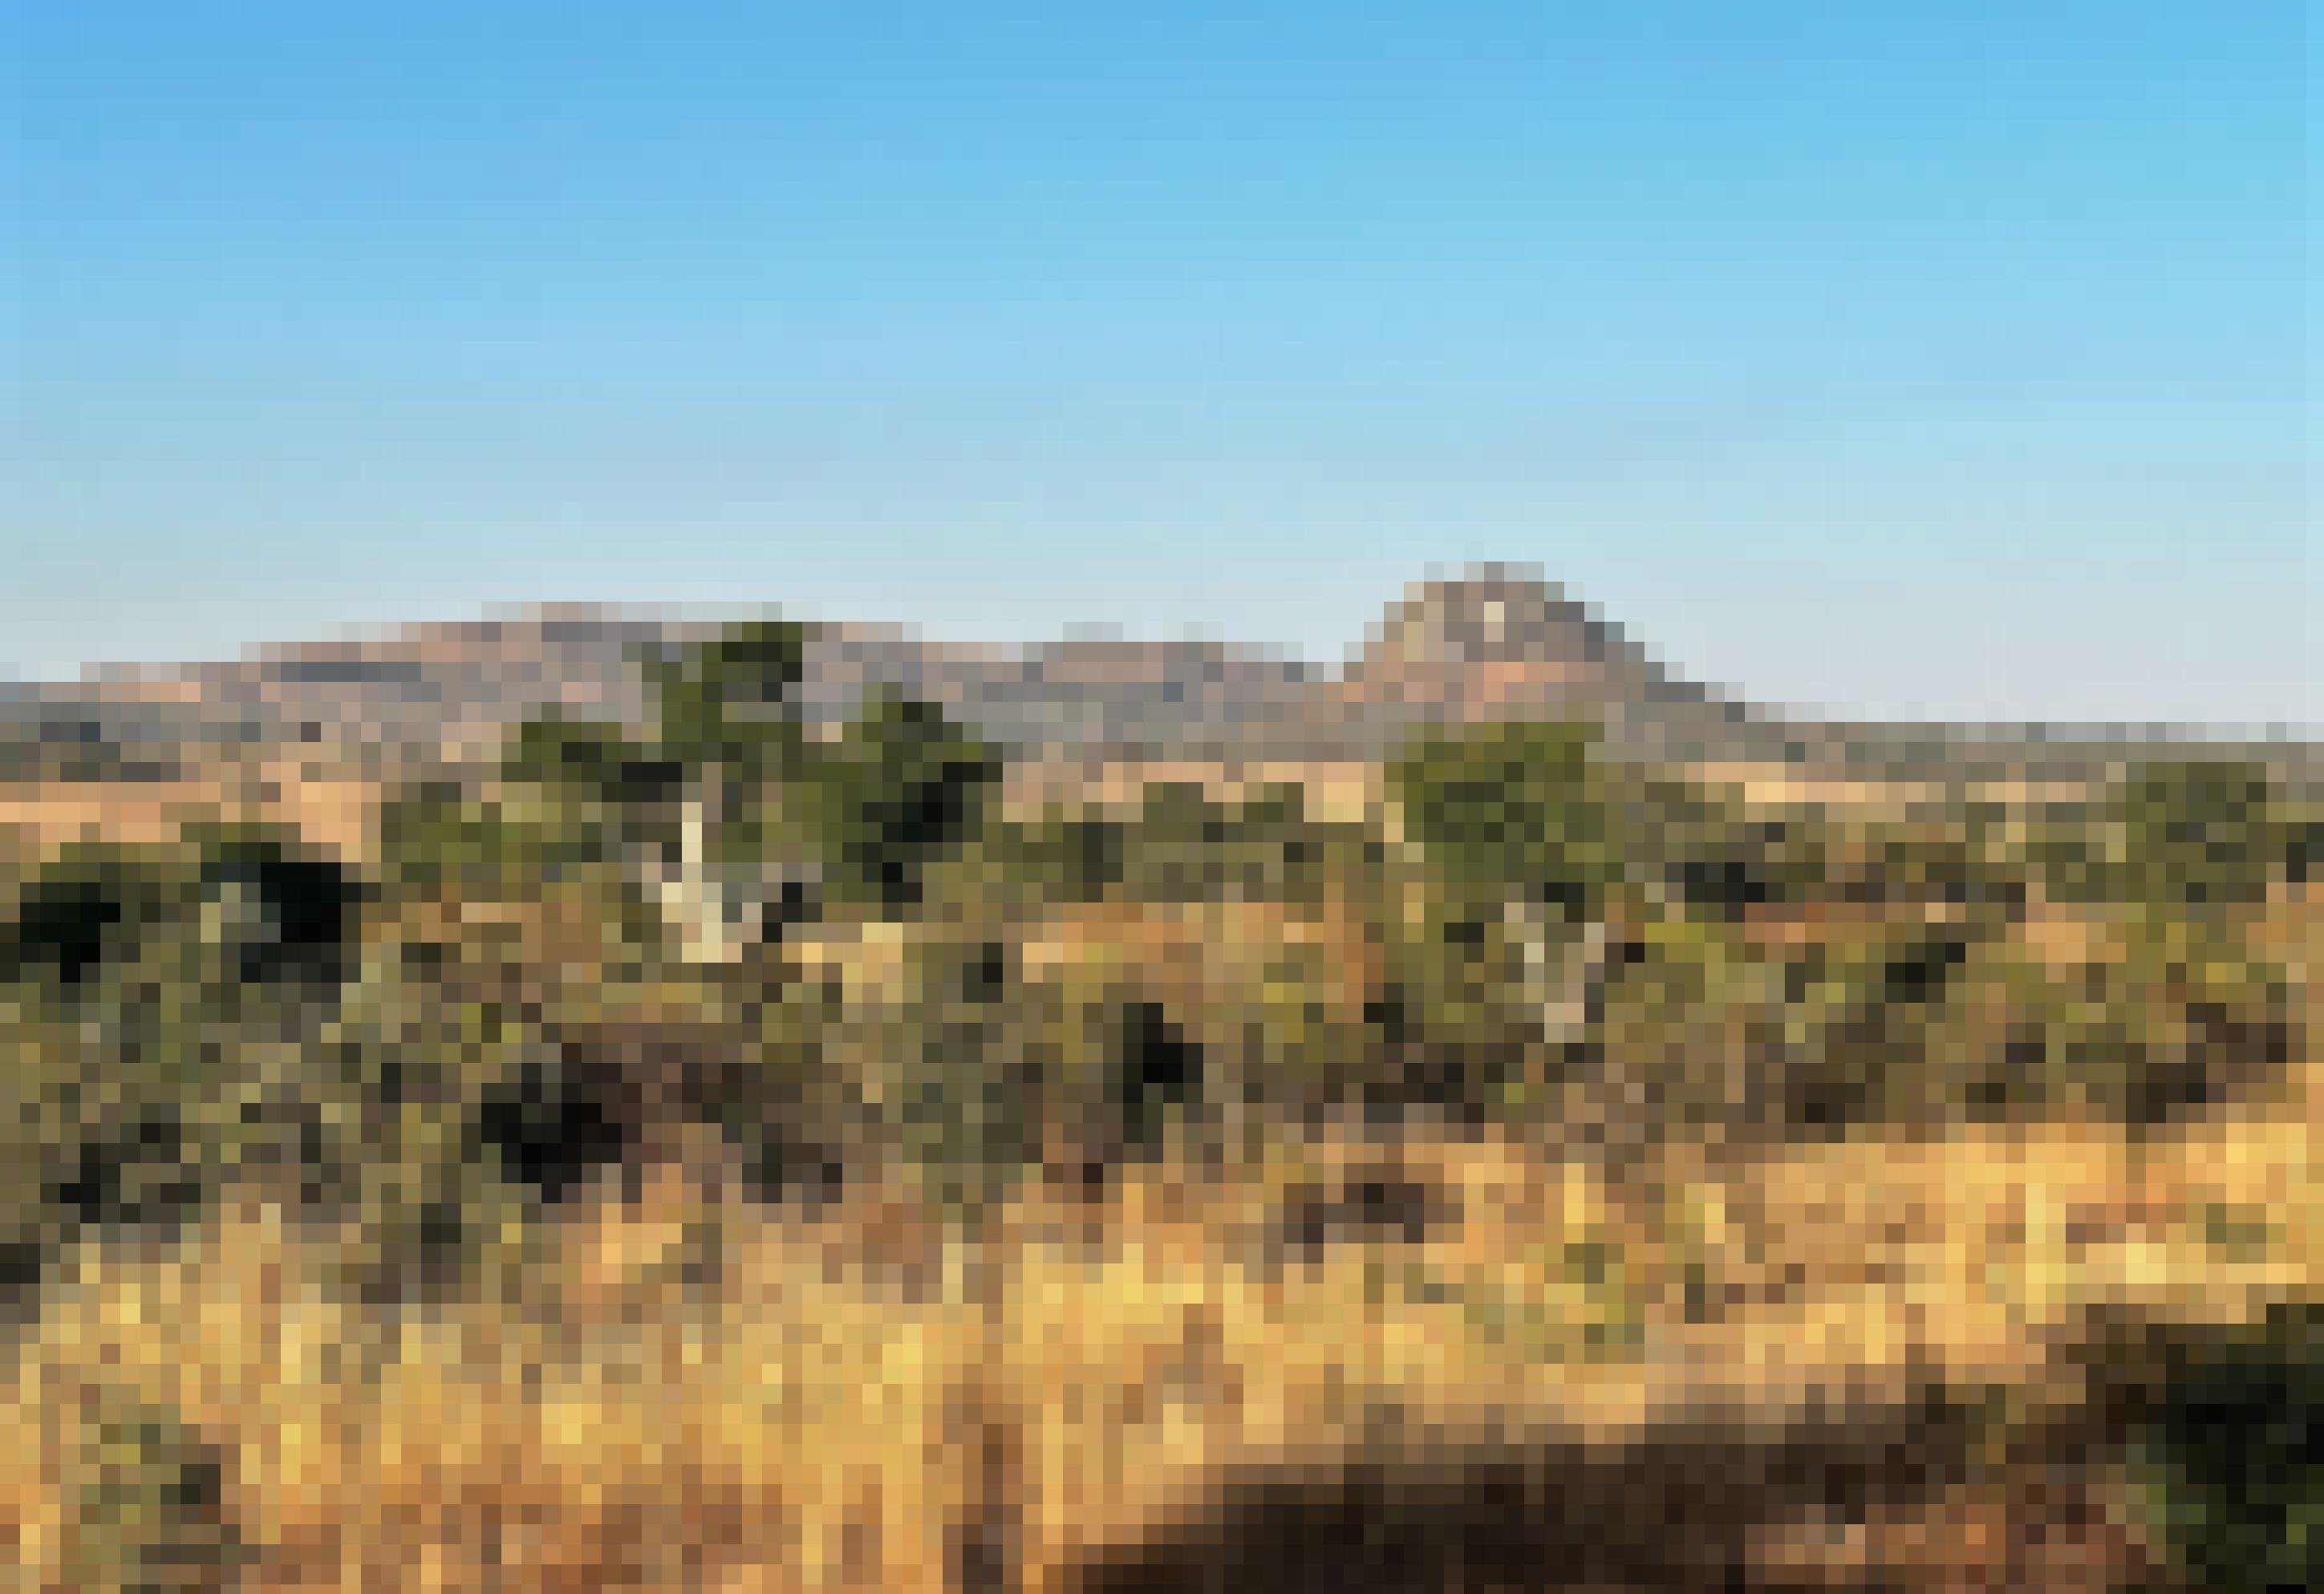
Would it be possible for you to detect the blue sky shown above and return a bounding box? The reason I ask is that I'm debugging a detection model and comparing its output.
[3,2,2313,724]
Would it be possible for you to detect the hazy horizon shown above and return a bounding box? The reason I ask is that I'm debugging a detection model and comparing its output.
[12,583,2314,745]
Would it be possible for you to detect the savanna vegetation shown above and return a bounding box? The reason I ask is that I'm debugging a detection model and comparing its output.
[2,615,2314,1592]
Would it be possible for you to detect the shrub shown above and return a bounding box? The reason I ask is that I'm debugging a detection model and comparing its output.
[2119,1304,2321,1593]
[375,781,550,896]
[1388,718,1613,920]
[2115,757,2285,913]
[796,690,1000,911]
[1,841,193,988]
[64,1389,241,1594]
[183,822,367,989]
[980,813,1125,905]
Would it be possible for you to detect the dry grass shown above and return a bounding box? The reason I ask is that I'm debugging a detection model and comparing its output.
[0,789,2307,1590]
[6,1066,2309,1591]
[0,769,376,862]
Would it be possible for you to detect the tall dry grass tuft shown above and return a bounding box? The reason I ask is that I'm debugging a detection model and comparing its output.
[4,1078,2310,1591]
[4,1168,985,1593]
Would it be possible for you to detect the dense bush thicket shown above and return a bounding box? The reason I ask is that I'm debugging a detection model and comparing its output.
[2101,1302,2322,1594]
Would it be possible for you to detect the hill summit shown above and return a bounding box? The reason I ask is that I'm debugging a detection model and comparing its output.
[1341,563,1706,736]
[1361,566,1632,673]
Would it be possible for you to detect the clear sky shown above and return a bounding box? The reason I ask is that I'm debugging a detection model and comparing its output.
[3,2,2314,724]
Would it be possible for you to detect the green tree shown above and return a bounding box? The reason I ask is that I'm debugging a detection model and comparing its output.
[622,619,815,958]
[1389,718,1614,920]
[375,780,547,896]
[641,617,808,783]
[1381,720,1621,1109]
[801,688,999,911]
[502,711,666,797]
[2115,757,2283,913]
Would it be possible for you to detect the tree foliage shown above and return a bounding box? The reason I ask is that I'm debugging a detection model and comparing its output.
[789,687,1000,911]
[1389,719,1612,919]
[2113,756,2284,912]
[640,617,808,781]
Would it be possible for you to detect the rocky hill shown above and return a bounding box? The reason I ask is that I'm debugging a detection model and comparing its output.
[3,571,2309,785]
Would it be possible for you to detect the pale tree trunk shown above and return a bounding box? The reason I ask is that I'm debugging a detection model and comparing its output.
[665,766,739,963]
[1514,896,1609,1047]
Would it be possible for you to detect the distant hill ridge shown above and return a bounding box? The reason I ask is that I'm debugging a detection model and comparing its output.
[4,570,2313,781]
